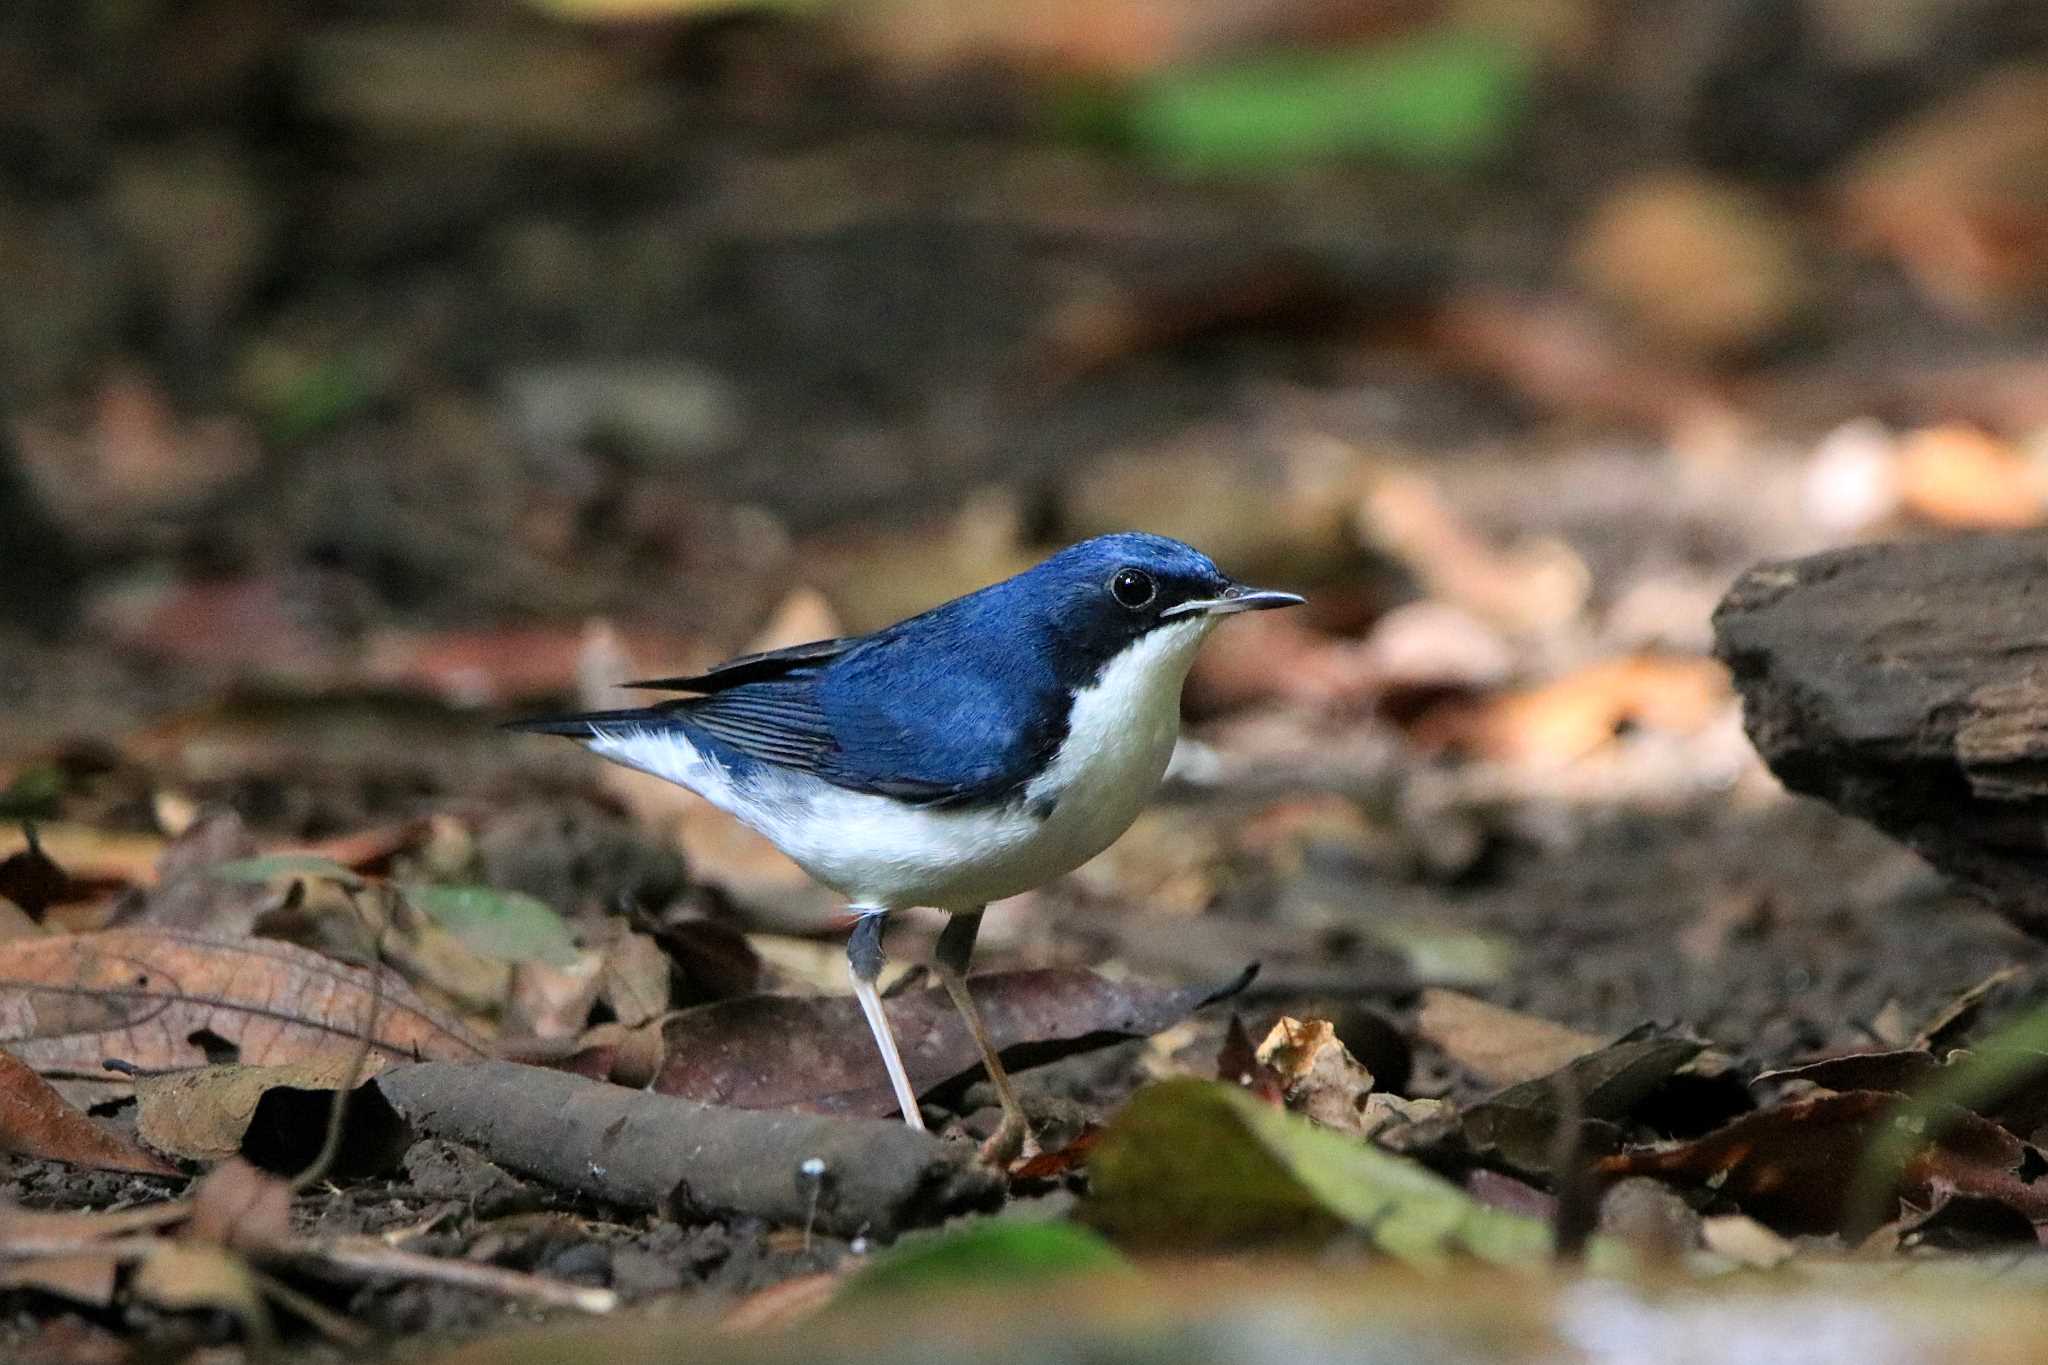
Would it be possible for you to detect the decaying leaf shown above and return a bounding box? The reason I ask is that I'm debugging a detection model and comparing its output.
[598,929,673,1026]
[1460,1031,1704,1174]
[0,928,484,1104]
[1599,1090,2048,1234]
[1415,988,1604,1086]
[0,1047,174,1175]
[133,1055,397,1166]
[1083,1079,1559,1268]
[1255,1017,1376,1135]
[658,966,1255,1117]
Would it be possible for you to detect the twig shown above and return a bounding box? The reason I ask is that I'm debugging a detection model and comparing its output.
[286,1235,617,1314]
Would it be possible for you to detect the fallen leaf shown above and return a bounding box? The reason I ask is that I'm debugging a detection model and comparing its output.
[1895,424,2046,529]
[0,928,484,1104]
[1460,1032,1706,1175]
[657,966,1254,1117]
[0,823,162,900]
[133,1055,397,1166]
[209,852,367,891]
[1415,989,1604,1086]
[1082,1079,1559,1268]
[598,930,674,1026]
[1413,655,1732,765]
[1255,1017,1377,1135]
[0,1047,175,1175]
[1215,1014,1286,1103]
[1599,1090,2048,1234]
[1916,965,2025,1051]
[1360,471,1587,634]
[1754,1049,1940,1096]
[0,827,69,919]
[405,884,580,968]
[1009,1125,1103,1182]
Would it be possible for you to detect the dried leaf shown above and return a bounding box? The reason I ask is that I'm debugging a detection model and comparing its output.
[1215,1014,1285,1103]
[506,951,605,1039]
[1755,1050,1940,1095]
[133,1055,391,1164]
[0,928,483,1104]
[0,1047,174,1175]
[599,930,673,1026]
[1915,965,2025,1051]
[130,809,270,934]
[1895,424,2046,529]
[1700,1214,1795,1269]
[1599,1090,2048,1234]
[1415,989,1604,1086]
[1461,1032,1704,1174]
[1414,655,1731,765]
[1255,1017,1376,1136]
[658,965,1254,1117]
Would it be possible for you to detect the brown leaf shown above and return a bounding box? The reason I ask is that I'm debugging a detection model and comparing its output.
[658,965,1254,1117]
[133,1055,390,1163]
[1915,964,2025,1051]
[0,1047,174,1175]
[131,1240,267,1324]
[598,930,674,1026]
[0,928,484,1105]
[1460,1033,1705,1175]
[1412,655,1731,765]
[1895,424,2046,529]
[1598,1090,2048,1234]
[1415,989,1604,1086]
[1754,1050,1941,1095]
[1215,1013,1285,1103]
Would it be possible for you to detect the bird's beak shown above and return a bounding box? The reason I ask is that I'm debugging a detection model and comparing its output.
[1162,584,1307,619]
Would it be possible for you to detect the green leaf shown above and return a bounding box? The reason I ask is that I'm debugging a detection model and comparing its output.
[1124,31,1529,174]
[210,854,366,891]
[405,884,581,968]
[838,1219,1134,1305]
[1082,1079,1568,1270]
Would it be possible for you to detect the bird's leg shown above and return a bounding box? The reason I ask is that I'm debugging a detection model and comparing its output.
[847,911,925,1131]
[934,909,1032,1163]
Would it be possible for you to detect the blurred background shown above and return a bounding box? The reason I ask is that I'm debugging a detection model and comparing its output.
[4,0,2048,1053]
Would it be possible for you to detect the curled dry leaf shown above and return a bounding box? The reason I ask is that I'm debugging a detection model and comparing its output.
[658,965,1256,1118]
[0,1047,175,1175]
[1255,1017,1376,1136]
[0,929,484,1105]
[1415,988,1604,1087]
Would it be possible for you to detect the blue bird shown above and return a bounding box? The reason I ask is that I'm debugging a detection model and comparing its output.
[508,532,1303,1156]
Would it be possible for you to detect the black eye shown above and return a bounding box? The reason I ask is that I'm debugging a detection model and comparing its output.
[1109,568,1156,609]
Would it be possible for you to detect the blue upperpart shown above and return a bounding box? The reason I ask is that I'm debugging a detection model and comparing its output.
[508,533,1235,807]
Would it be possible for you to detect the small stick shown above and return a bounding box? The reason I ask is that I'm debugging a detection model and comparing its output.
[287,1235,617,1314]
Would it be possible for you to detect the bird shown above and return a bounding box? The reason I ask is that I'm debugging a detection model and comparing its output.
[507,532,1304,1158]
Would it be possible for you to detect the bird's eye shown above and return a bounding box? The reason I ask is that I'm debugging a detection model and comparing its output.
[1109,568,1156,609]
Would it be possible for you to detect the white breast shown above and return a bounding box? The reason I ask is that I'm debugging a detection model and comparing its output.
[590,617,1214,911]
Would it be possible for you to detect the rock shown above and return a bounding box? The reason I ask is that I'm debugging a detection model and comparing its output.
[1713,531,2048,935]
[1569,171,1814,357]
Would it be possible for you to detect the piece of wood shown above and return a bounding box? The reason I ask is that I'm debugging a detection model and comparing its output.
[1713,530,2048,935]
[374,1062,1003,1238]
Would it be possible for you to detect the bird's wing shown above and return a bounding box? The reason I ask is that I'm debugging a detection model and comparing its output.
[514,622,1061,808]
[624,637,860,692]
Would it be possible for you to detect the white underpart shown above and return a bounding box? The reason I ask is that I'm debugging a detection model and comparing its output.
[586,615,1216,911]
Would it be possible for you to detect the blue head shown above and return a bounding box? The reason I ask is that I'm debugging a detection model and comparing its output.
[942,532,1303,691]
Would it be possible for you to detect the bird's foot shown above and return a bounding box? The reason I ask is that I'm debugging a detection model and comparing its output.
[978,1109,1034,1167]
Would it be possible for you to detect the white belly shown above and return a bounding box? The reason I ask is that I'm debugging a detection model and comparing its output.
[588,617,1213,911]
